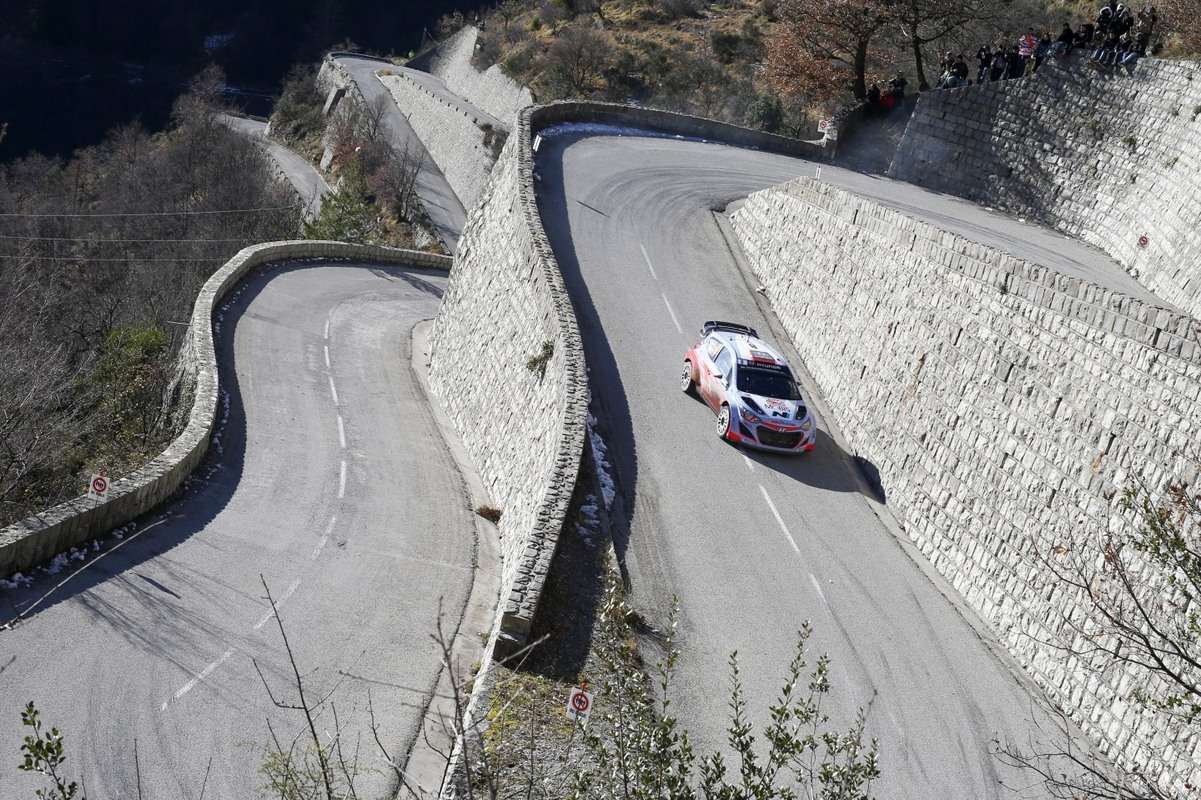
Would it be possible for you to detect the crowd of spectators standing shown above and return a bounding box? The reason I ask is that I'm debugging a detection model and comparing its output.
[864,2,1158,113]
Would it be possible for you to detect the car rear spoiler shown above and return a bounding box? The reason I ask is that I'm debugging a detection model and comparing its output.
[702,320,759,338]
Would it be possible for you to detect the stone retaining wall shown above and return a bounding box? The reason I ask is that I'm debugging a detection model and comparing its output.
[889,56,1201,318]
[731,177,1201,793]
[417,26,533,128]
[0,242,450,578]
[428,98,822,655]
[378,72,504,217]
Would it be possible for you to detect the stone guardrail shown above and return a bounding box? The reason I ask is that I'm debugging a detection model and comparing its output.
[0,241,451,579]
[530,100,829,160]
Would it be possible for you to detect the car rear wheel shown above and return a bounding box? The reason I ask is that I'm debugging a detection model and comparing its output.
[681,360,696,395]
[716,404,731,440]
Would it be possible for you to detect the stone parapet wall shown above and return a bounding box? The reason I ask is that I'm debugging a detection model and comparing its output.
[731,177,1200,793]
[378,72,503,217]
[0,242,450,578]
[889,56,1201,318]
[417,26,533,128]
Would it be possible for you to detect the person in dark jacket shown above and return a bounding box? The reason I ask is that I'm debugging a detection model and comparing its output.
[1055,23,1075,55]
[1136,5,1156,54]
[976,45,992,82]
[991,48,1008,81]
[1007,47,1025,78]
[1075,21,1096,46]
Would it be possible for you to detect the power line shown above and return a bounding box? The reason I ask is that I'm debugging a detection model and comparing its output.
[0,254,227,262]
[0,205,299,219]
[0,234,260,244]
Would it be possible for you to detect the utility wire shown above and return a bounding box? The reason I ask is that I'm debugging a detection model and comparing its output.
[0,205,298,218]
[0,234,260,243]
[0,254,227,262]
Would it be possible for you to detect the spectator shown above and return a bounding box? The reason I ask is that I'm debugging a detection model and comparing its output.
[1092,29,1121,66]
[1136,4,1156,54]
[1098,0,1118,35]
[1032,32,1052,69]
[1075,21,1096,47]
[866,82,882,111]
[991,47,1008,81]
[1007,45,1025,78]
[1018,27,1038,57]
[1055,23,1075,55]
[976,44,993,82]
[1118,32,1140,64]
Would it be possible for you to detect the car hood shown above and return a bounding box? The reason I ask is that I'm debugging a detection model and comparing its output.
[737,393,807,423]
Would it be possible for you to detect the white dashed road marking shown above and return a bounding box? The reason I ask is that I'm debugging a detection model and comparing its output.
[328,375,340,406]
[809,572,829,609]
[324,345,331,368]
[639,243,658,280]
[758,484,800,555]
[324,319,330,339]
[163,648,234,711]
[337,415,346,449]
[662,293,683,333]
[312,516,336,560]
[338,460,347,499]
[253,578,301,631]
[743,454,754,471]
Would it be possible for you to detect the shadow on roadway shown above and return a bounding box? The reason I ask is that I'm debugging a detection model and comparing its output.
[532,137,889,647]
[0,263,439,662]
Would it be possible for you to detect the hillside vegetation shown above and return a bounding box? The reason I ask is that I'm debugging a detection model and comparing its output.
[454,0,1198,134]
[0,69,298,529]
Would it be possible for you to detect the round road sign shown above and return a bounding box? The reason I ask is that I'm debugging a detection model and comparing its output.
[572,690,590,713]
[1138,234,1149,248]
[91,475,109,496]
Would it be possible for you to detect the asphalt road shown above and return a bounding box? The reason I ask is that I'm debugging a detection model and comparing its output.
[0,263,474,799]
[537,132,1091,798]
[219,114,330,220]
[334,56,467,251]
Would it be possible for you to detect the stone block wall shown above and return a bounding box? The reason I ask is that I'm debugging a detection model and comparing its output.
[378,72,504,216]
[889,56,1201,318]
[428,115,588,654]
[731,177,1201,793]
[418,26,533,128]
[0,242,450,578]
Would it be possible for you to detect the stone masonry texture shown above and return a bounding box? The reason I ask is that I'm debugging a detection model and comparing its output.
[417,26,534,129]
[379,72,502,217]
[0,242,450,579]
[890,55,1201,319]
[427,98,824,655]
[732,177,1201,794]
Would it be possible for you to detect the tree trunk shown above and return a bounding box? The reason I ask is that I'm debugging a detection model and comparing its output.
[853,39,868,99]
[910,22,930,90]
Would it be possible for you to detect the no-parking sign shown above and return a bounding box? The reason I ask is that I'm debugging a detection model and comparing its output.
[88,473,109,500]
[566,685,593,724]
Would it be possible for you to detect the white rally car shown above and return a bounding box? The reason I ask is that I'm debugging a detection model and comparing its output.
[681,321,816,453]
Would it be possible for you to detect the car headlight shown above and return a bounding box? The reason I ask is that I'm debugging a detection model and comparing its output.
[739,407,762,424]
[800,419,813,432]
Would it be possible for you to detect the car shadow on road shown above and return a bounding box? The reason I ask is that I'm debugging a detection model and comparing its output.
[741,429,887,503]
[679,392,887,502]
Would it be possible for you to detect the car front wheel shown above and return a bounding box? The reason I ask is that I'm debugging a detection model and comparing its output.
[681,360,695,395]
[716,404,731,440]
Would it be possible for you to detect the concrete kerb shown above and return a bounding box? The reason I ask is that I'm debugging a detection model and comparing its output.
[0,241,451,579]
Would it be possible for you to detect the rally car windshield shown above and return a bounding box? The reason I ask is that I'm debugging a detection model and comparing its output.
[737,368,801,400]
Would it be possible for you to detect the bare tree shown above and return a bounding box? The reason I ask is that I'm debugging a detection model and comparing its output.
[767,0,891,101]
[994,480,1201,799]
[545,24,613,97]
[889,0,993,90]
